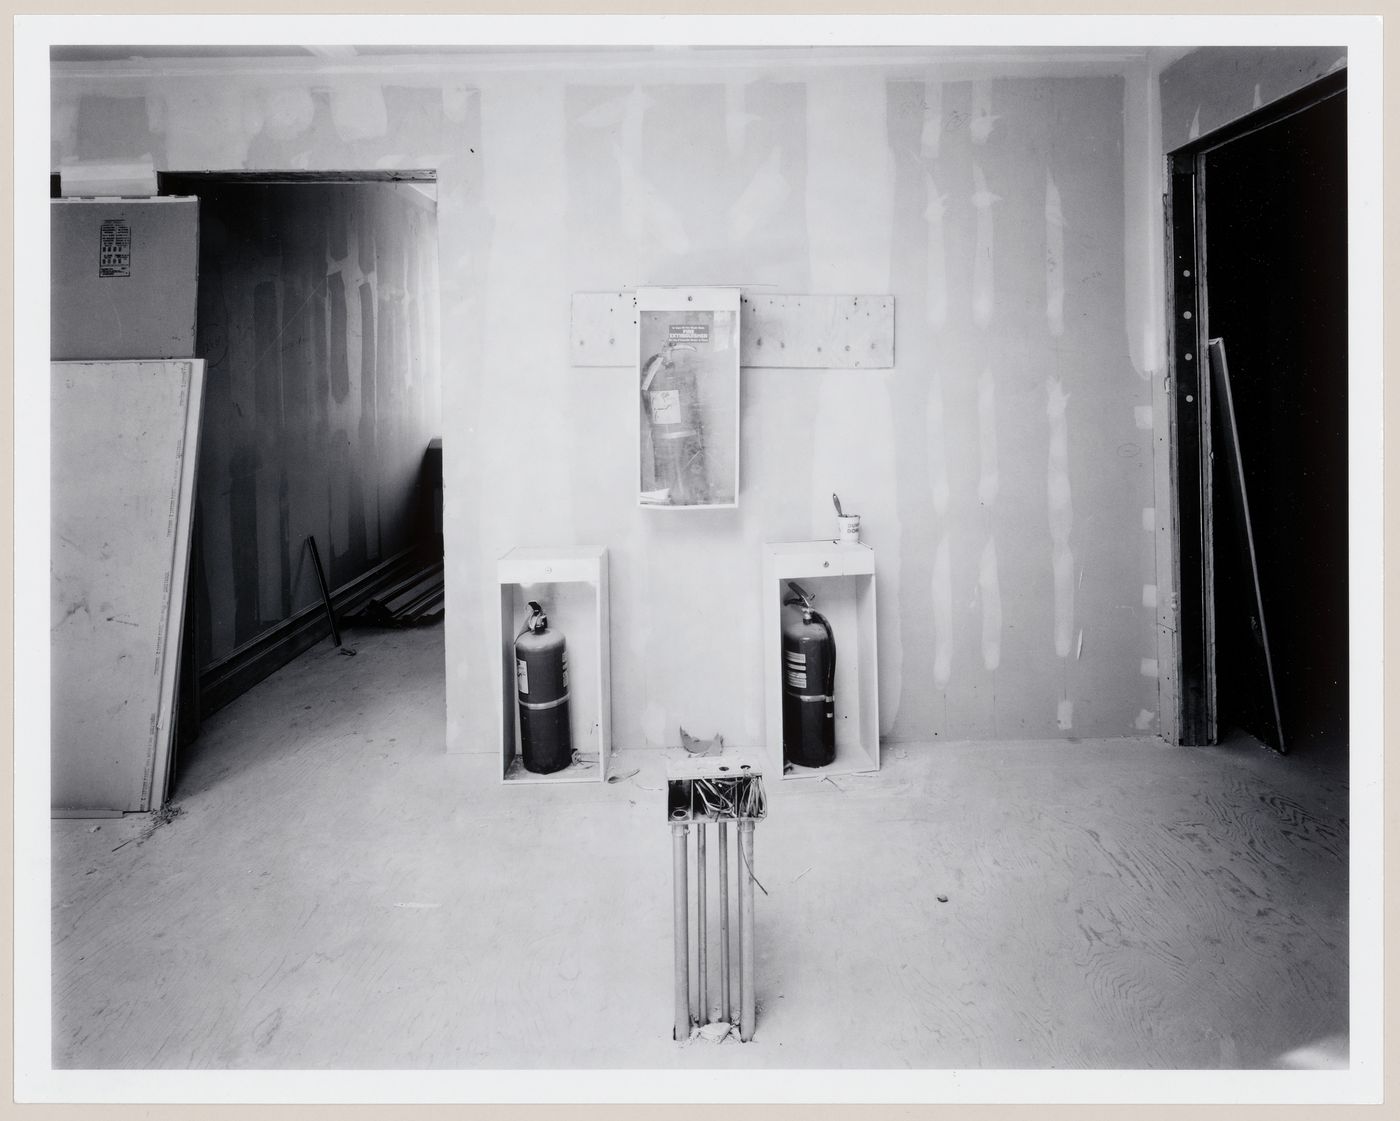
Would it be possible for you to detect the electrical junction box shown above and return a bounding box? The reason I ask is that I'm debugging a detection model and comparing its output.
[665,755,767,823]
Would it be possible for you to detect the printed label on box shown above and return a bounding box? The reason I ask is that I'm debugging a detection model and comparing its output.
[516,658,529,695]
[98,219,132,278]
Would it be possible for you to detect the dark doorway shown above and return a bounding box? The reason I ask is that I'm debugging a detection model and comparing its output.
[1169,73,1348,759]
[157,171,445,780]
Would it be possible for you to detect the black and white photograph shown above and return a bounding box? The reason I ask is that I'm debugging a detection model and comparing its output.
[12,11,1385,1107]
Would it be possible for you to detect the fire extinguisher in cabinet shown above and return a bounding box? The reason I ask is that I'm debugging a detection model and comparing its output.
[641,342,706,505]
[515,601,572,774]
[781,581,836,769]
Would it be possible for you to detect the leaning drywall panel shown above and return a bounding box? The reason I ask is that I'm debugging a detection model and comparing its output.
[51,359,205,814]
[50,197,199,360]
[151,361,205,804]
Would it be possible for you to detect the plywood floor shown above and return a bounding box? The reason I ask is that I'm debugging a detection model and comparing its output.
[52,623,1348,1069]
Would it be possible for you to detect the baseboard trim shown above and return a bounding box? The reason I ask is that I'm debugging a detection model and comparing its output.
[198,546,425,717]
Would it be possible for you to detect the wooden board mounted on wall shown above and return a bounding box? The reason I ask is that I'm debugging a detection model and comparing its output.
[571,292,894,369]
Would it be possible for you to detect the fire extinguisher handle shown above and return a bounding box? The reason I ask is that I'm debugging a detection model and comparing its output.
[519,601,547,638]
[640,353,665,392]
[785,581,816,611]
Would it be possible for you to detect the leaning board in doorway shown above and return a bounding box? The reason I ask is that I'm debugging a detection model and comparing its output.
[51,360,205,815]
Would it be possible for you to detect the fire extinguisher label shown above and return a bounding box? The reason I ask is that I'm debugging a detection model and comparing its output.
[516,658,529,695]
[784,649,807,690]
[561,655,569,691]
[668,323,709,344]
[648,389,681,425]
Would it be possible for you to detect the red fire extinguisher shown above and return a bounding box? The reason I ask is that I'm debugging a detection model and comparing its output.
[780,581,836,768]
[515,601,572,774]
[641,341,706,505]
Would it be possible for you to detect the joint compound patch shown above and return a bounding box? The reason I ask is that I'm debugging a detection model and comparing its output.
[98,218,131,278]
[978,538,1002,671]
[924,172,949,331]
[1134,405,1154,430]
[1140,658,1160,678]
[971,164,999,328]
[1057,699,1073,730]
[1045,173,1065,336]
[1135,709,1157,731]
[1142,507,1156,533]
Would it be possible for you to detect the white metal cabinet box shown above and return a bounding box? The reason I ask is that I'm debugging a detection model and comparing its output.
[762,541,880,779]
[495,546,612,783]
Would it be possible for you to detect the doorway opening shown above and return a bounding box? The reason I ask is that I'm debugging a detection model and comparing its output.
[157,170,446,790]
[1167,71,1348,760]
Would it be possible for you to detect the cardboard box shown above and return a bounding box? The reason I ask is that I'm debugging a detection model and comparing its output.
[51,197,199,360]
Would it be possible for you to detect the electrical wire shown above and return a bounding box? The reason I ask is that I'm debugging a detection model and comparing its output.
[738,831,769,897]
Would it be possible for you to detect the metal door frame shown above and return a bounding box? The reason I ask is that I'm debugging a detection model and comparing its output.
[1164,68,1347,745]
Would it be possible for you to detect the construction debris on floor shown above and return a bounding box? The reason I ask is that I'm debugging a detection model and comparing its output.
[345,559,445,628]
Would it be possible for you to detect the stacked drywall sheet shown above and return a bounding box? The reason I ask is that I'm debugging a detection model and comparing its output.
[51,359,206,815]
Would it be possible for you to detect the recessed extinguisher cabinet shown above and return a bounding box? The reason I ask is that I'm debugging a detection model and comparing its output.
[636,287,740,509]
[496,546,611,784]
[762,541,880,780]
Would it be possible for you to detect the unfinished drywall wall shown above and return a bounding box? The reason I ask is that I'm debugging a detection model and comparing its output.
[167,179,441,669]
[52,51,1162,751]
[1159,47,1347,152]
